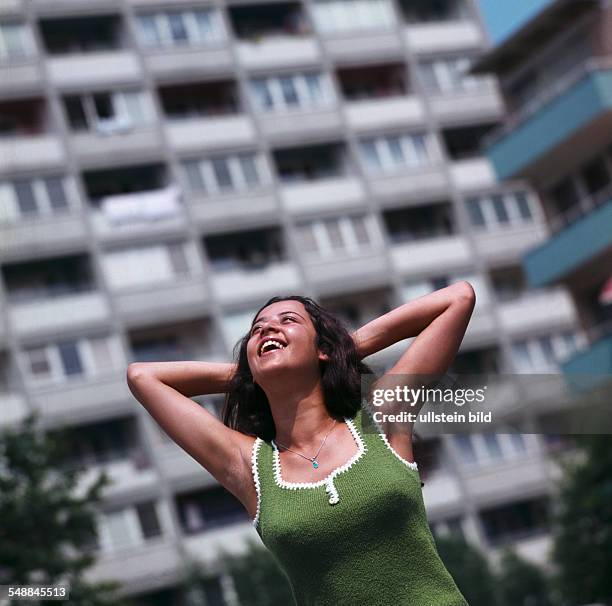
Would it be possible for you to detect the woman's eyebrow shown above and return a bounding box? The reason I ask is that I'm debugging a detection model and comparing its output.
[252,311,305,325]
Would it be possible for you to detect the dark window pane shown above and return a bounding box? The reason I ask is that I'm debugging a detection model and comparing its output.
[581,156,610,196]
[64,96,88,130]
[212,158,233,190]
[167,13,188,43]
[491,194,509,223]
[514,192,532,220]
[93,93,113,119]
[466,198,485,226]
[137,501,162,538]
[44,176,68,210]
[13,179,38,215]
[58,341,83,376]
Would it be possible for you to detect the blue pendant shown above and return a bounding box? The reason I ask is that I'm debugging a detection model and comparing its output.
[312,460,319,469]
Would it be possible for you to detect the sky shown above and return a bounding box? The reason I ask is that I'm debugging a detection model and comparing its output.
[477,0,554,44]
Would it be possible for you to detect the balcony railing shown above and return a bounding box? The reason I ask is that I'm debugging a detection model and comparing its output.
[484,57,612,149]
[547,182,612,235]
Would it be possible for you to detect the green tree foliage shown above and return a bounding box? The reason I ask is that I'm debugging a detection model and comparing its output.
[551,435,612,606]
[497,549,552,606]
[0,412,134,606]
[435,534,498,606]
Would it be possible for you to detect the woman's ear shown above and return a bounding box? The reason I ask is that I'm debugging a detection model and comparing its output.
[318,351,330,362]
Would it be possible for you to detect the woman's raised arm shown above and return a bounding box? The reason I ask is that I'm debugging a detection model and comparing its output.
[126,361,258,517]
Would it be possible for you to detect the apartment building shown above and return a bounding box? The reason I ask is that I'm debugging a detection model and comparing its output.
[473,0,612,383]
[0,0,588,603]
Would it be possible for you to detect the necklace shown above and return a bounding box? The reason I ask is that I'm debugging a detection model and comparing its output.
[274,418,337,469]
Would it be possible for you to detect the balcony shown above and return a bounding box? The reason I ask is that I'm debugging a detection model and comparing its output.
[448,157,496,191]
[230,2,319,70]
[204,227,300,304]
[498,288,577,336]
[391,235,472,276]
[0,201,87,262]
[429,86,502,123]
[281,176,366,215]
[524,197,612,288]
[31,370,132,424]
[83,164,185,242]
[485,60,612,180]
[160,80,255,152]
[473,223,548,265]
[85,539,183,593]
[323,30,403,63]
[3,254,110,337]
[0,97,64,173]
[561,331,612,378]
[40,16,140,87]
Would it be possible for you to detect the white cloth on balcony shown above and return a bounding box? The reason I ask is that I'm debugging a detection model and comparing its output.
[100,185,181,225]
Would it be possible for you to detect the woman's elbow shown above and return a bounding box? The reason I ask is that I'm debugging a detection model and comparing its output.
[452,280,476,306]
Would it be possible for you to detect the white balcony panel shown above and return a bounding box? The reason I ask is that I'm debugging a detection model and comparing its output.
[449,158,497,191]
[32,373,132,424]
[237,37,320,69]
[390,236,472,276]
[47,52,142,87]
[303,252,389,293]
[345,95,425,131]
[166,115,255,152]
[190,191,278,231]
[85,540,183,590]
[280,176,366,215]
[0,136,64,173]
[323,31,403,62]
[74,460,158,499]
[464,457,551,503]
[473,224,548,264]
[32,0,121,11]
[185,522,259,564]
[71,129,164,166]
[405,21,483,53]
[0,393,29,426]
[1,63,42,95]
[510,535,552,567]
[114,278,210,326]
[422,472,463,512]
[429,89,503,122]
[257,108,342,142]
[0,0,22,14]
[145,48,233,77]
[499,289,577,335]
[0,214,87,261]
[10,292,110,337]
[212,262,301,305]
[368,166,448,201]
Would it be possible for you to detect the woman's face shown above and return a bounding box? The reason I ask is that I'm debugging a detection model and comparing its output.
[246,300,327,383]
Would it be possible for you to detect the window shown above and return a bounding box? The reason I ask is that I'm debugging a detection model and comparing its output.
[102,242,195,289]
[311,0,395,34]
[511,331,582,373]
[99,501,163,553]
[22,335,122,384]
[0,176,71,223]
[359,132,432,174]
[418,56,491,95]
[135,10,225,49]
[581,156,610,198]
[480,497,550,546]
[177,485,248,533]
[401,0,470,23]
[64,90,154,134]
[181,152,266,195]
[465,191,534,230]
[0,22,35,61]
[453,435,477,464]
[296,215,378,258]
[249,73,333,112]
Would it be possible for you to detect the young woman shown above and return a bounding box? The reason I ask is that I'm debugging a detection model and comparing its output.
[127,281,475,605]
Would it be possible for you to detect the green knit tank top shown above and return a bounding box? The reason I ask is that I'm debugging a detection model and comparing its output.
[250,405,469,606]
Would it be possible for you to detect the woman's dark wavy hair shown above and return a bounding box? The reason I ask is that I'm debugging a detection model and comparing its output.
[222,295,373,442]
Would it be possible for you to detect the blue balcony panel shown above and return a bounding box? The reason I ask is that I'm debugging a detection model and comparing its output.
[487,69,612,180]
[523,198,612,287]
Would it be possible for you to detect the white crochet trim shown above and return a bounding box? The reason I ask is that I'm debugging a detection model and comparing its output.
[250,437,263,528]
[271,416,367,505]
[362,405,418,471]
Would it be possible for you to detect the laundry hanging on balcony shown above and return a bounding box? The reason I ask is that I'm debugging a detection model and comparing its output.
[100,185,181,225]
